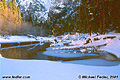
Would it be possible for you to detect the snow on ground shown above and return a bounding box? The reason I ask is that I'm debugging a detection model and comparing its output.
[99,36,120,58]
[0,36,54,43]
[0,32,120,58]
[50,32,120,58]
[43,50,99,58]
[88,33,120,58]
[0,32,120,80]
[0,54,3,58]
[0,56,120,80]
[37,36,54,43]
[0,36,37,43]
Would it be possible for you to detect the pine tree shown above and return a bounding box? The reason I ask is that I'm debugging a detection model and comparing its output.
[102,0,105,34]
[17,6,22,24]
[12,0,18,15]
[8,0,12,10]
[0,1,4,16]
[0,0,7,17]
[4,0,8,18]
[0,0,8,32]
[3,0,7,9]
[0,0,23,34]
[10,0,18,32]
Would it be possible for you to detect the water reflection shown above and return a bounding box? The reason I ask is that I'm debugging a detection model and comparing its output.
[0,42,50,59]
[0,46,120,66]
[1,46,37,59]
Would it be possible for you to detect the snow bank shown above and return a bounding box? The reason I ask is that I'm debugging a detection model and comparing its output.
[99,38,120,58]
[0,58,120,80]
[0,32,120,59]
[50,33,120,59]
[0,54,3,58]
[0,36,37,43]
[0,36,54,43]
[0,32,120,80]
[43,50,99,58]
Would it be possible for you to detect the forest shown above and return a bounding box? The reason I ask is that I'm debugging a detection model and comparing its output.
[0,0,120,36]
[0,0,39,36]
[47,0,120,36]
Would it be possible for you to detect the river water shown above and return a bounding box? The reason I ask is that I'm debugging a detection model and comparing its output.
[0,46,120,66]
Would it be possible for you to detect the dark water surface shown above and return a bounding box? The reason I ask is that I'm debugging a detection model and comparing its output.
[0,46,120,66]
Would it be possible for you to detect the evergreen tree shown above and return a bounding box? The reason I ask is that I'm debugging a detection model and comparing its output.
[0,0,22,34]
[3,0,7,9]
[0,0,7,17]
[17,6,22,24]
[0,1,4,16]
[12,0,18,14]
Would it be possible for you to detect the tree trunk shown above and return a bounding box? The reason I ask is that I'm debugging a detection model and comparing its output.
[84,1,91,35]
[102,0,105,34]
[99,0,103,34]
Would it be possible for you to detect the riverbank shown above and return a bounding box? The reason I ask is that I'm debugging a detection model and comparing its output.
[0,57,120,80]
[0,32,120,60]
[50,32,120,60]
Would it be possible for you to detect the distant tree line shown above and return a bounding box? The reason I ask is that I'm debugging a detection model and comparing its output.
[0,0,119,36]
[0,0,41,36]
[77,0,120,35]
[43,0,120,36]
[0,0,22,34]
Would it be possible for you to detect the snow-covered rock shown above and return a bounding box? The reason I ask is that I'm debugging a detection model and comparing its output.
[16,0,53,23]
[16,0,81,25]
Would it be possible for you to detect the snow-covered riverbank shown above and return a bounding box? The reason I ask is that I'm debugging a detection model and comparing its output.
[0,57,120,80]
[49,32,120,60]
[0,32,120,60]
[0,32,120,80]
[0,35,54,43]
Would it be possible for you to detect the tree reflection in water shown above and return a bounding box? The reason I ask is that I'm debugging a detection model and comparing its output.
[0,46,120,66]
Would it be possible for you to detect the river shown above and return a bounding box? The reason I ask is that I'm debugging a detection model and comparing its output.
[0,45,120,67]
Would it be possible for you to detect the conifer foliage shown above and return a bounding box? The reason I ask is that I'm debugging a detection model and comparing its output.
[47,0,120,35]
[0,0,119,36]
[0,0,22,34]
